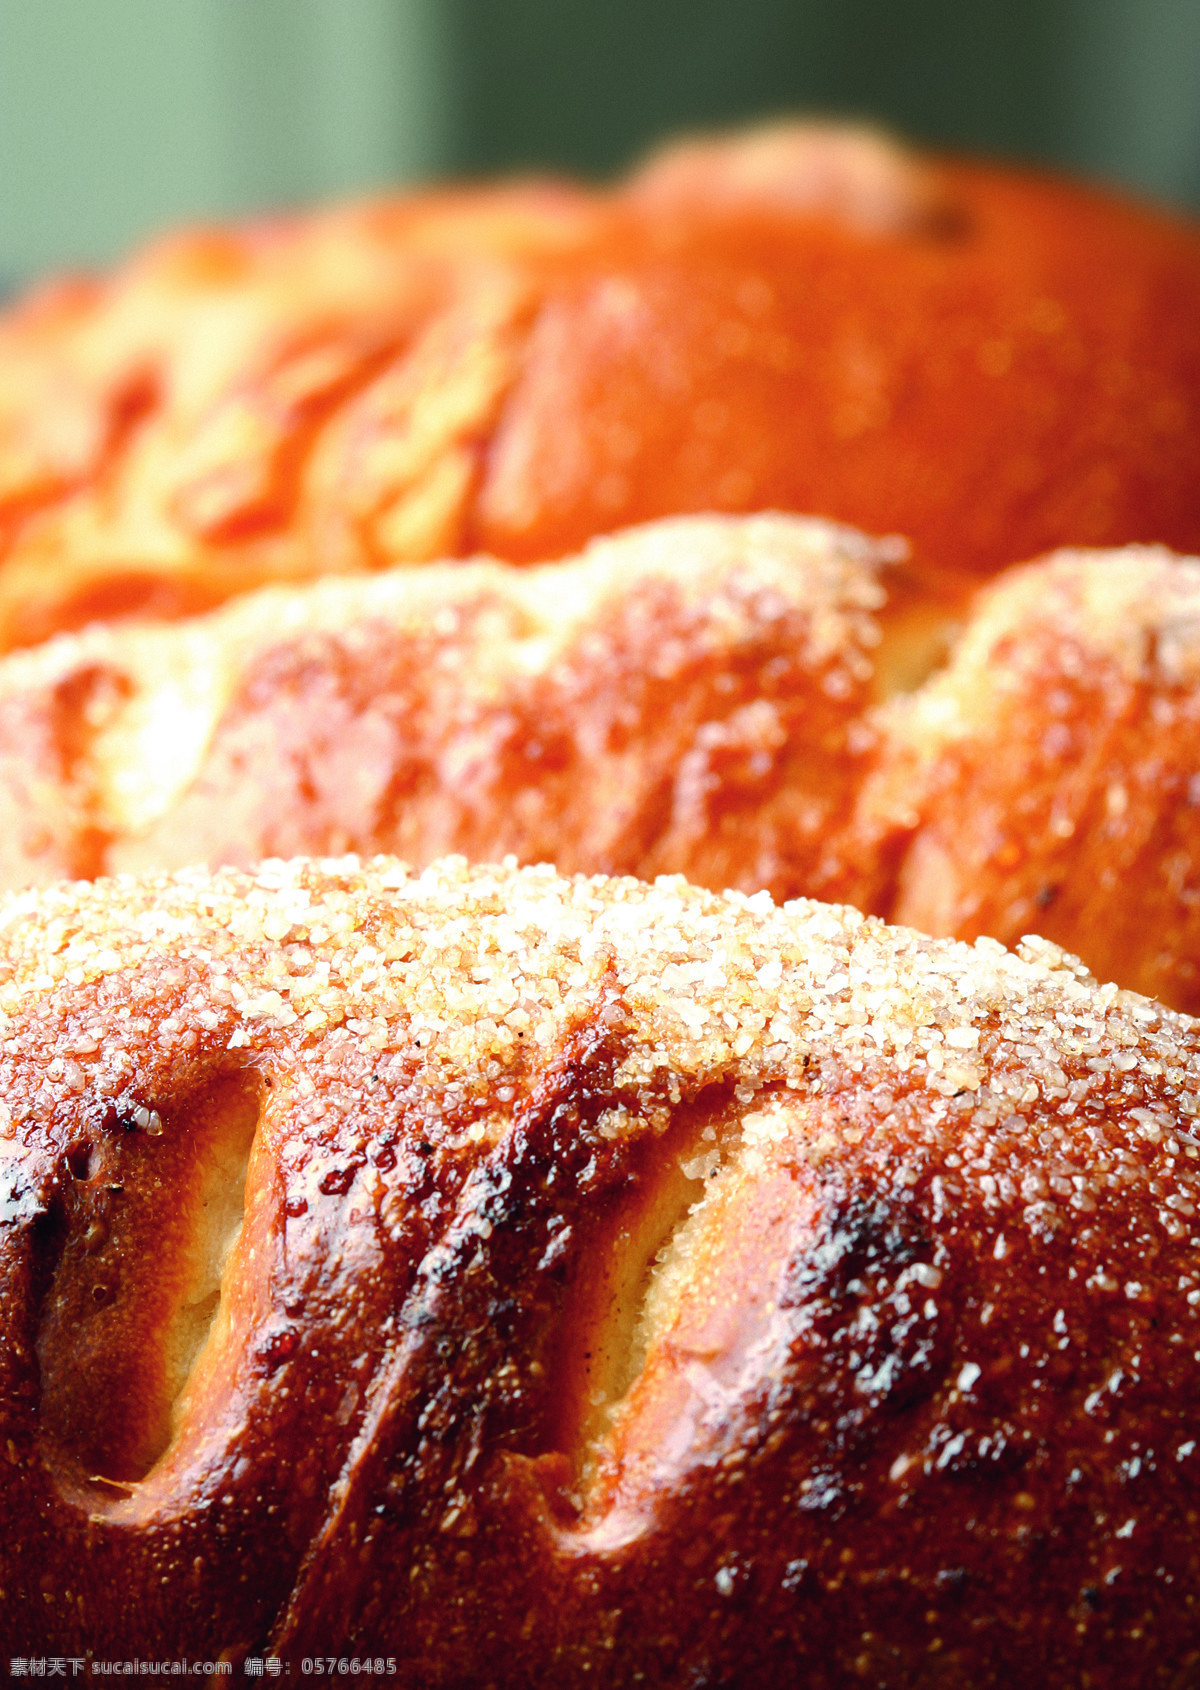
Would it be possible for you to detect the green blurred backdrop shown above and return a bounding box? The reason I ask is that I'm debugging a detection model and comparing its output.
[2,0,1198,290]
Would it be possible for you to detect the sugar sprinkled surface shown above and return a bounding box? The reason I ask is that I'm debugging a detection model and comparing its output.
[3,854,1200,1253]
[0,512,890,840]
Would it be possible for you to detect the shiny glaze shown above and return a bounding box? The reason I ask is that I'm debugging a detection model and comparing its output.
[0,858,1198,1682]
[1,124,1200,649]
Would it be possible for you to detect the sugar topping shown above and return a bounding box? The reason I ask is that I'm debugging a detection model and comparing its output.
[2,856,1199,1258]
[0,855,1189,1080]
[0,511,891,843]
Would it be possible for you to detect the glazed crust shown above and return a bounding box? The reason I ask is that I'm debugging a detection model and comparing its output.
[2,122,1200,649]
[2,856,1200,1683]
[861,546,1200,1012]
[4,513,1200,1017]
[0,513,902,909]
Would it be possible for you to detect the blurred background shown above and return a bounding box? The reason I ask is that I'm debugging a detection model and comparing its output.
[2,0,1198,292]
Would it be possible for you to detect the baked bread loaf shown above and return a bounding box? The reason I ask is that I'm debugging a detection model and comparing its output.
[3,511,1199,1015]
[0,512,908,904]
[861,543,1200,1012]
[4,121,1200,1679]
[2,855,1200,1682]
[2,122,1200,650]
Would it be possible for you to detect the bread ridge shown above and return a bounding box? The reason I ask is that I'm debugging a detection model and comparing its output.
[4,510,1200,1015]
[3,121,1200,650]
[2,854,1200,1679]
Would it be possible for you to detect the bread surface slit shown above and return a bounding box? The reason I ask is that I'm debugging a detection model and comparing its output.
[35,1066,263,1494]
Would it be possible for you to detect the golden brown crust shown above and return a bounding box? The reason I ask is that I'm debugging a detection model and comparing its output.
[0,513,904,908]
[6,513,1200,1018]
[3,856,1200,1680]
[863,547,1200,1011]
[2,124,1200,650]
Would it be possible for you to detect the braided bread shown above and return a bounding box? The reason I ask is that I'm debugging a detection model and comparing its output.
[2,122,1200,651]
[3,512,1199,1016]
[2,856,1199,1681]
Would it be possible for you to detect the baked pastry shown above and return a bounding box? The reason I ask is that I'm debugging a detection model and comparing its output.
[0,512,908,905]
[2,854,1199,1682]
[2,121,1200,651]
[3,121,1200,1678]
[861,544,1200,1013]
[4,511,1199,1017]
